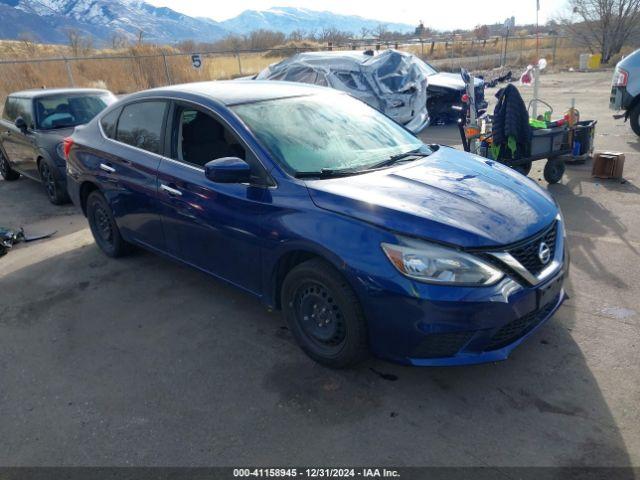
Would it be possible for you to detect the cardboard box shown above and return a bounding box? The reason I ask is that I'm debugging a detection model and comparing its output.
[592,151,625,179]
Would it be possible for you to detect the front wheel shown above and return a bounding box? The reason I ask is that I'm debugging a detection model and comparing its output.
[0,150,20,181]
[630,103,640,137]
[86,190,132,258]
[281,258,368,368]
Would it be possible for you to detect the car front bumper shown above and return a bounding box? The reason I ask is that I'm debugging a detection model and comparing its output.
[352,221,569,366]
[357,267,567,366]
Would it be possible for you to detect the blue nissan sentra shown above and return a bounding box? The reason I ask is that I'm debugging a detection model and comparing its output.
[65,81,568,368]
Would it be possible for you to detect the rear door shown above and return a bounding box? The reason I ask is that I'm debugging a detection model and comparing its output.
[155,101,272,294]
[97,100,169,252]
[0,97,39,179]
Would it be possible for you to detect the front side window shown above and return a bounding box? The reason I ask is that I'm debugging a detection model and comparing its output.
[232,93,427,175]
[172,106,245,168]
[35,93,115,130]
[116,101,167,154]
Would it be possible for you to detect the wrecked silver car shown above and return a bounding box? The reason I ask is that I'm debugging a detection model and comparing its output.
[255,50,431,133]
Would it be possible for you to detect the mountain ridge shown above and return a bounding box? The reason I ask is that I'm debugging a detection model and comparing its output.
[0,1,414,45]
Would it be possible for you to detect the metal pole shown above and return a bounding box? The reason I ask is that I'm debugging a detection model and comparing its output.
[532,66,539,119]
[64,59,75,87]
[162,53,172,85]
[236,53,242,75]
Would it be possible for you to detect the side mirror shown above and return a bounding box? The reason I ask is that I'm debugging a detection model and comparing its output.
[15,116,28,132]
[204,157,251,184]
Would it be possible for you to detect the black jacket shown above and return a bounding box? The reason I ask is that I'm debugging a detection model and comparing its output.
[492,84,530,158]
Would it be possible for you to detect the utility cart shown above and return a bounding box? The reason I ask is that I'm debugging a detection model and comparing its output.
[456,70,596,184]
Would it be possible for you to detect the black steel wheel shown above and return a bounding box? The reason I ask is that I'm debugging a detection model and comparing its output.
[281,258,368,368]
[543,159,565,184]
[38,159,69,205]
[0,150,20,181]
[86,190,131,258]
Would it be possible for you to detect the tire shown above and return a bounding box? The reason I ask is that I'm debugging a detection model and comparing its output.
[543,159,565,184]
[86,190,132,258]
[512,161,532,176]
[281,258,368,368]
[0,150,20,181]
[630,103,640,137]
[38,158,70,205]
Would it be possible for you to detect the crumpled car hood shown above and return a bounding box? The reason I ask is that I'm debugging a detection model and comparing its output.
[255,50,430,133]
[305,147,557,248]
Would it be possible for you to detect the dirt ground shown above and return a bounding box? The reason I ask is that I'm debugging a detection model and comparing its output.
[0,70,638,468]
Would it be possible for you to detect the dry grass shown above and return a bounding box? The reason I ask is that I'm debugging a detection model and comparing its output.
[0,35,628,109]
[0,42,282,105]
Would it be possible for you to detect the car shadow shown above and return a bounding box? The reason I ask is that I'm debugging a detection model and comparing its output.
[0,242,634,469]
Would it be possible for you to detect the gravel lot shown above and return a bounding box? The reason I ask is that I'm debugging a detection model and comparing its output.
[0,70,638,467]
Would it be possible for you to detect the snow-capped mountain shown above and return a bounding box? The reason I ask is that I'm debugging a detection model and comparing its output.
[0,0,227,43]
[0,1,415,46]
[220,7,413,35]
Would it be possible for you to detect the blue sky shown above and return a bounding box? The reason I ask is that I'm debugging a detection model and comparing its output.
[146,0,568,30]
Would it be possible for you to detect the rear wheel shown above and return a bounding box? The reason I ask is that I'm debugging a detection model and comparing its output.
[86,190,132,258]
[0,150,20,181]
[630,103,640,137]
[38,158,69,205]
[281,258,368,368]
[512,161,532,176]
[544,158,565,184]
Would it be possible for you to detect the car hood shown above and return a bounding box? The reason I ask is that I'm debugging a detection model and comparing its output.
[428,72,484,91]
[305,147,557,248]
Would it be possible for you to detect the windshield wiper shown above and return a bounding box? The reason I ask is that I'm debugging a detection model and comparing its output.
[295,168,362,179]
[365,148,431,170]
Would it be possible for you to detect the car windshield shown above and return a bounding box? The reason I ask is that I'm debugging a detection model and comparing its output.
[232,94,429,176]
[35,93,115,130]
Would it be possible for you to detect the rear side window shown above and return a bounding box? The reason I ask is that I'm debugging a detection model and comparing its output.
[116,101,167,154]
[100,107,121,139]
[3,97,33,127]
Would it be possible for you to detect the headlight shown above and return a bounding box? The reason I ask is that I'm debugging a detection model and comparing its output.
[55,142,65,160]
[381,238,504,286]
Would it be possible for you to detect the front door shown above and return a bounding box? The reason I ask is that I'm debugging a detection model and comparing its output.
[156,102,272,295]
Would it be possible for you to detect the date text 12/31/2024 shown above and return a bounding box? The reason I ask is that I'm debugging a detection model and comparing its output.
[233,469,400,478]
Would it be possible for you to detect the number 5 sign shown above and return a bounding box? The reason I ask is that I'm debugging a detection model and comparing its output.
[191,54,202,69]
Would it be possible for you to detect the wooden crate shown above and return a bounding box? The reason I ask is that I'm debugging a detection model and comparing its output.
[592,152,625,179]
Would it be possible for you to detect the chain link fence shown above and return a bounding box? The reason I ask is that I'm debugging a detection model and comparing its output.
[0,35,575,108]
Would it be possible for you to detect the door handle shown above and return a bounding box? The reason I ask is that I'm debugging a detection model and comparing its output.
[160,184,182,196]
[100,163,115,173]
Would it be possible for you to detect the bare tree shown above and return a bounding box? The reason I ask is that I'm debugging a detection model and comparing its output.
[288,29,306,42]
[18,32,39,56]
[65,29,94,56]
[561,0,640,62]
[111,32,129,50]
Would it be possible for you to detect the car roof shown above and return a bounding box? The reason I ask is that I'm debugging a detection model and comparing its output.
[8,88,112,99]
[138,80,337,106]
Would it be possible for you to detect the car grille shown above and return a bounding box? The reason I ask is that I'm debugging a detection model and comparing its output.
[412,331,474,358]
[507,221,557,276]
[484,295,559,351]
